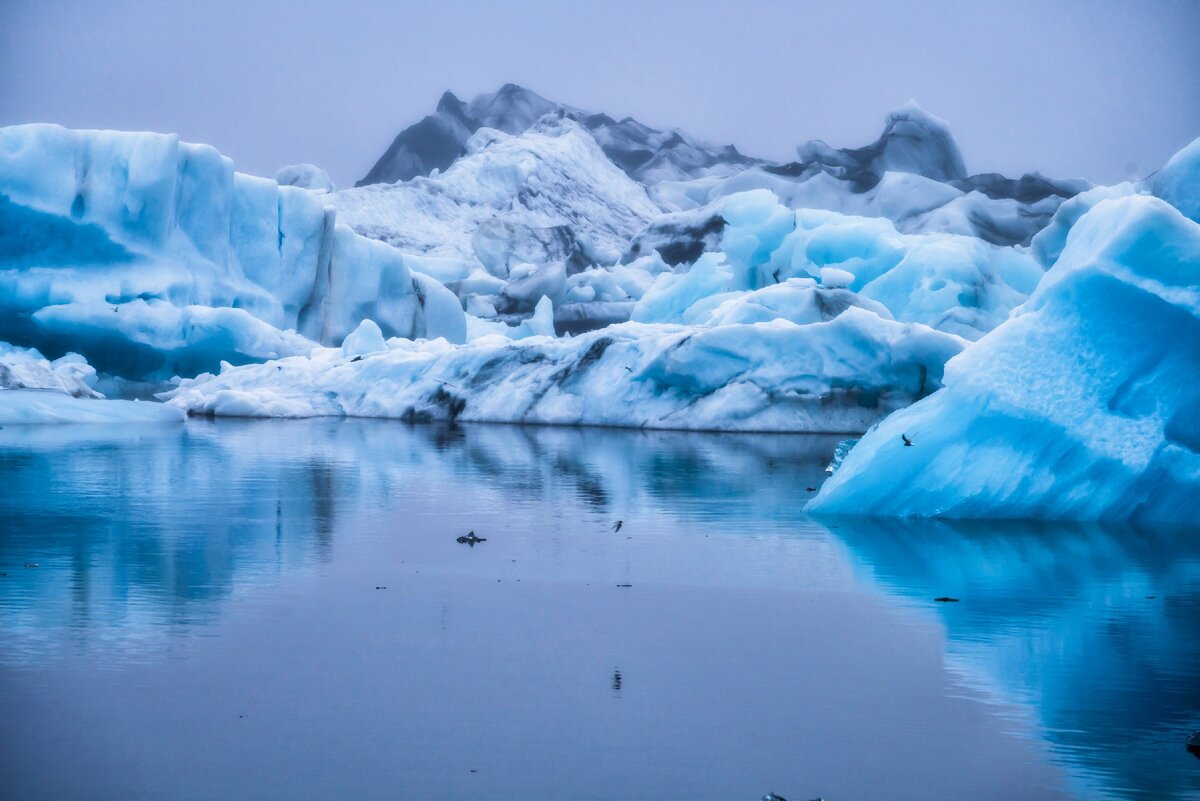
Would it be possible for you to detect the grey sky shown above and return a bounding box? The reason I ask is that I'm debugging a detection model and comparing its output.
[2,0,1197,188]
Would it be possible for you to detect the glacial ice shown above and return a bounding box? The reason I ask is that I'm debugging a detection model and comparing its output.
[0,124,465,380]
[811,195,1200,522]
[650,103,1086,248]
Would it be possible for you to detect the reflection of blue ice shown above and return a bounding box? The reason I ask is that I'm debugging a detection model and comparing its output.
[0,420,1195,800]
[0,421,838,664]
[828,517,1200,801]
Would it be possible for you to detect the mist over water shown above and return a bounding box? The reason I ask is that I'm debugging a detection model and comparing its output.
[0,419,1197,801]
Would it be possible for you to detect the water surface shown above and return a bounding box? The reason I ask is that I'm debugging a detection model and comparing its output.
[0,419,1197,800]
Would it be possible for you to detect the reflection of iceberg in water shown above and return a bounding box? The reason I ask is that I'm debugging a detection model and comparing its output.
[827,517,1200,801]
[0,423,350,664]
[0,420,839,665]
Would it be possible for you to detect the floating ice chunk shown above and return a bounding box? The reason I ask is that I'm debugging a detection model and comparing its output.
[1030,183,1140,267]
[30,300,318,381]
[811,195,1200,522]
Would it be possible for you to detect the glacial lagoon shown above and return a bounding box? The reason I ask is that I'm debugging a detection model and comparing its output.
[0,419,1197,801]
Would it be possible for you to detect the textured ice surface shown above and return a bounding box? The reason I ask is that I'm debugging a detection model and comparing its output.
[812,195,1200,522]
[631,190,1043,340]
[0,124,464,379]
[651,104,1086,248]
[164,309,962,432]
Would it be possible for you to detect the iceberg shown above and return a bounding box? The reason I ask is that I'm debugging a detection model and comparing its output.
[811,195,1200,522]
[1,341,101,398]
[0,124,466,380]
[1150,135,1200,223]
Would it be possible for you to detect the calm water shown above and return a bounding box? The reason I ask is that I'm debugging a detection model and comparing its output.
[0,419,1197,801]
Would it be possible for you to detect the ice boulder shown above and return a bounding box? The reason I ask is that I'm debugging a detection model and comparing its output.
[1030,183,1140,267]
[0,124,466,381]
[275,164,336,194]
[811,195,1200,522]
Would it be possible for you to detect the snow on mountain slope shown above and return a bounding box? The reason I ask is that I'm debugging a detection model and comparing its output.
[0,124,466,380]
[357,83,757,187]
[164,310,963,432]
[811,194,1200,522]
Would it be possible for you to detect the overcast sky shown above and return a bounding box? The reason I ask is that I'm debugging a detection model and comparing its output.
[2,0,1197,188]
